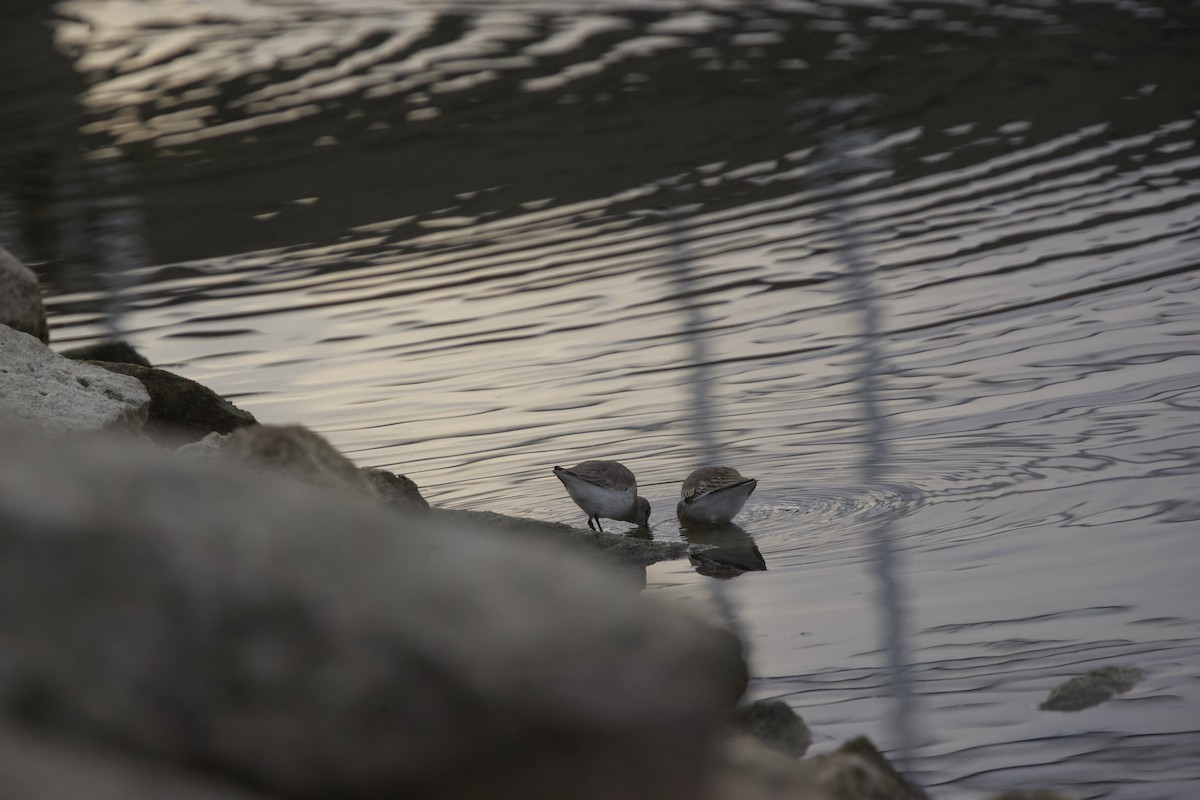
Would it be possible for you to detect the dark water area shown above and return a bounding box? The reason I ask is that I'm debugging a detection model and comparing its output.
[3,1,1199,797]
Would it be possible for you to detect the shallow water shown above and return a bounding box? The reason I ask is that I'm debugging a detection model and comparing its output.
[4,0,1199,796]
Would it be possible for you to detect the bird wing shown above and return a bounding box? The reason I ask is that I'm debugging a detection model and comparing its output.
[682,466,749,502]
[569,460,637,492]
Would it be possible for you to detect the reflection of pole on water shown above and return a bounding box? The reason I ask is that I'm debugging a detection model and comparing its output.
[88,157,147,340]
[665,212,749,645]
[822,129,918,770]
[667,214,720,467]
[2,152,145,341]
[0,2,144,340]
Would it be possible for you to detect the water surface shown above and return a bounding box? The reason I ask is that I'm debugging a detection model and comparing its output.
[4,1,1198,797]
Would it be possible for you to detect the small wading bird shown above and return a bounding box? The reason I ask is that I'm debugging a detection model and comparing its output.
[677,466,757,526]
[553,460,651,532]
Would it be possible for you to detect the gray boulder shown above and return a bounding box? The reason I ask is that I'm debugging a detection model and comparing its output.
[364,467,431,513]
[795,737,928,800]
[0,246,48,343]
[222,424,375,497]
[710,734,826,800]
[60,339,152,367]
[0,723,280,800]
[730,699,811,758]
[89,361,257,447]
[0,426,747,800]
[434,508,694,588]
[175,432,230,460]
[0,324,149,434]
[224,426,683,584]
[704,733,935,800]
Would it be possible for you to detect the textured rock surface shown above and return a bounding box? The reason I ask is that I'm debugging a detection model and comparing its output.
[60,340,152,367]
[0,246,48,343]
[709,735,829,800]
[175,432,230,459]
[222,424,376,497]
[0,324,149,434]
[441,508,692,566]
[796,737,929,800]
[730,700,811,758]
[435,507,695,588]
[0,426,748,800]
[89,361,257,447]
[706,733,953,800]
[0,724,280,800]
[364,467,430,513]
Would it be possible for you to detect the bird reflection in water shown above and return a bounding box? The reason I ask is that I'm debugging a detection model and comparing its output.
[680,521,767,579]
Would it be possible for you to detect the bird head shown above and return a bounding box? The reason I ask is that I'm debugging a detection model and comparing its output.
[635,496,651,528]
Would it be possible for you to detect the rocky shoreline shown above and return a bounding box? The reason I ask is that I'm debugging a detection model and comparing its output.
[2,247,1078,799]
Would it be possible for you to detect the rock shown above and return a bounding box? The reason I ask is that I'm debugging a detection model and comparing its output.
[0,723,280,800]
[434,508,695,587]
[222,424,376,497]
[1039,665,1144,712]
[175,432,230,460]
[797,737,929,800]
[441,508,692,566]
[709,734,928,800]
[60,340,152,367]
[0,324,149,434]
[0,246,48,343]
[709,734,830,800]
[220,428,675,585]
[730,700,811,758]
[364,467,430,513]
[0,425,748,800]
[88,362,257,447]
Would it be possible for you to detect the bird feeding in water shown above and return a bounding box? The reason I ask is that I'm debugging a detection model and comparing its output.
[553,460,651,532]
[676,466,757,526]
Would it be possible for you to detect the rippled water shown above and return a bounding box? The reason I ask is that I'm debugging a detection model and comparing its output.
[4,0,1199,797]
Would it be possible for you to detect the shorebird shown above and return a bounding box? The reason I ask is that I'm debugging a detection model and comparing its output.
[553,460,651,532]
[676,466,757,526]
